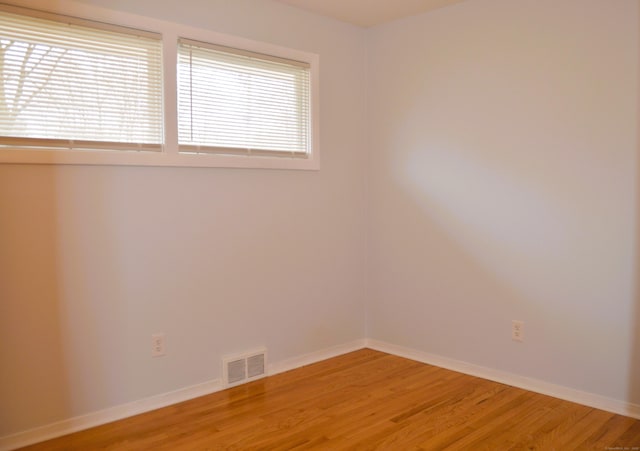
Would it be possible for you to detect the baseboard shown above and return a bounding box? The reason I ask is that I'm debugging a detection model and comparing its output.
[4,338,638,450]
[0,339,366,451]
[268,339,367,376]
[365,338,640,420]
[0,378,223,451]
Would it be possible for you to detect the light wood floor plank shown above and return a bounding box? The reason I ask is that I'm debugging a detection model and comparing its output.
[17,349,640,450]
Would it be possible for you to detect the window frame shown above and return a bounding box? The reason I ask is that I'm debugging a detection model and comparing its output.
[176,38,312,158]
[0,1,320,170]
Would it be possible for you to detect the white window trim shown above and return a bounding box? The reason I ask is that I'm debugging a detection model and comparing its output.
[0,0,320,170]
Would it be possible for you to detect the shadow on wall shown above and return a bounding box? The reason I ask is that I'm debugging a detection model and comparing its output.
[369,163,546,367]
[394,145,634,398]
[367,0,639,407]
[631,5,640,413]
[0,166,71,437]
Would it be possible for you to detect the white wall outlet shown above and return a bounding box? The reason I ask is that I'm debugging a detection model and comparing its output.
[151,333,166,357]
[512,320,524,342]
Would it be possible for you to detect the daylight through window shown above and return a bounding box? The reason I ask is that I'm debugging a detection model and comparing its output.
[0,4,318,169]
[0,6,163,151]
[178,39,311,157]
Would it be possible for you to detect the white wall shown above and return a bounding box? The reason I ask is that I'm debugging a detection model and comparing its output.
[367,0,639,404]
[0,0,368,436]
[2,0,639,442]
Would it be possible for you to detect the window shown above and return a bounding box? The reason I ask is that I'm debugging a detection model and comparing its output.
[178,39,311,158]
[0,5,163,152]
[0,3,319,170]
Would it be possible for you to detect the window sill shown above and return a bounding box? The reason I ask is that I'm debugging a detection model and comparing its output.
[0,148,320,170]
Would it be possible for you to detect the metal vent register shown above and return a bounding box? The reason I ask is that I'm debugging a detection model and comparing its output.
[223,349,267,387]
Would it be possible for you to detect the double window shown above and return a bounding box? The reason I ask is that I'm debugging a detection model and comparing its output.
[0,4,318,169]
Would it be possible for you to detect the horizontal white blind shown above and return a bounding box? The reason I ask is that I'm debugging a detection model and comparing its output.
[178,38,311,156]
[0,6,163,151]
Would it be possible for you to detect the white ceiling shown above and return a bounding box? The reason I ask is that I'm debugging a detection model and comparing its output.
[274,0,468,28]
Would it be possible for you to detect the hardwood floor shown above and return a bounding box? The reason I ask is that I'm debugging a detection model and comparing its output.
[19,349,640,450]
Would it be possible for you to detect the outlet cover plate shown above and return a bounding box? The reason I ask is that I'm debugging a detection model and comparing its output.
[512,320,524,342]
[152,333,166,357]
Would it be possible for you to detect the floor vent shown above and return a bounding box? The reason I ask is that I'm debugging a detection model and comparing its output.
[223,349,267,387]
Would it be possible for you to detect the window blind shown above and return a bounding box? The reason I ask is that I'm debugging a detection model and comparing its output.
[0,6,163,151]
[178,38,311,157]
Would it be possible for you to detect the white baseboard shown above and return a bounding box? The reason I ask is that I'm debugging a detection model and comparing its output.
[0,339,366,451]
[0,378,224,451]
[365,338,640,420]
[4,338,638,450]
[268,339,367,376]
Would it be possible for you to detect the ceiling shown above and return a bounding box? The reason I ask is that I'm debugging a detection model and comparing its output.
[274,0,468,28]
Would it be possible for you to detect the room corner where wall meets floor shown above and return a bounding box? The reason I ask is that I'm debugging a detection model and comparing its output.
[1,0,639,447]
[366,0,640,420]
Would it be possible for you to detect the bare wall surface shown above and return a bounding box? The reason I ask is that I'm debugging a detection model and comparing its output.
[2,0,639,440]
[0,0,368,436]
[631,0,640,412]
[0,168,71,436]
[367,0,639,404]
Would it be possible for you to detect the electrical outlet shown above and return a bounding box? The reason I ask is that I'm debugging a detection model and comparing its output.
[152,333,166,357]
[512,320,524,342]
